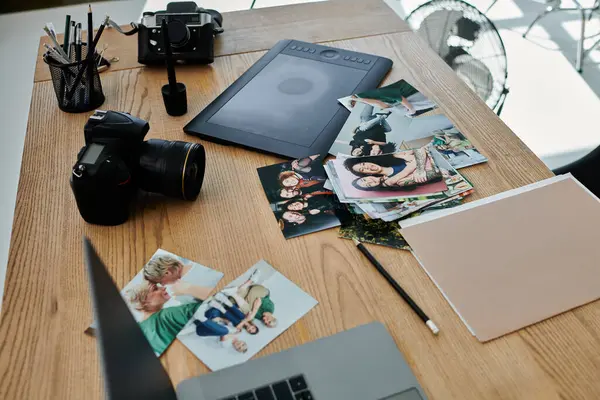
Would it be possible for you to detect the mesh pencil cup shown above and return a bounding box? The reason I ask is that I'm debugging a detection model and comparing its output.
[43,43,105,113]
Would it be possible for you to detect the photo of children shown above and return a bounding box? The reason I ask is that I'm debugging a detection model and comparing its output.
[177,260,318,371]
[258,155,342,238]
[86,249,224,356]
[332,79,487,170]
[330,145,448,201]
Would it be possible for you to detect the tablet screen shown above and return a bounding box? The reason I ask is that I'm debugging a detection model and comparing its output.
[208,54,367,147]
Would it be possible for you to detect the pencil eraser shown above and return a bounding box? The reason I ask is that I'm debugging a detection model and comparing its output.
[426,320,439,335]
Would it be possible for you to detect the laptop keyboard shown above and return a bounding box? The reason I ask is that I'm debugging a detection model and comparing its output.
[220,374,313,400]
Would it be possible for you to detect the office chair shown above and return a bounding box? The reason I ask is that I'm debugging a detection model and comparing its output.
[488,0,600,73]
[553,145,600,196]
[407,0,509,115]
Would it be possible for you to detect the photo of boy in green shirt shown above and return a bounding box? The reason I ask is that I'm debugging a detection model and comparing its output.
[127,282,204,355]
[85,249,224,357]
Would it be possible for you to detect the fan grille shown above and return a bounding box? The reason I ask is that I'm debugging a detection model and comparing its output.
[407,0,508,110]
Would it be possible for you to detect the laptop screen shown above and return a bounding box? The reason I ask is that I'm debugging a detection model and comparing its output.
[84,238,178,400]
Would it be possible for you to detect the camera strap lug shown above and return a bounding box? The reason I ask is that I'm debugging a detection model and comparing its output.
[107,19,140,36]
[73,164,86,178]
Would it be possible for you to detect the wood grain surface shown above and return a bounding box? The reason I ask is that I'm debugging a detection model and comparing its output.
[34,0,410,82]
[2,3,600,399]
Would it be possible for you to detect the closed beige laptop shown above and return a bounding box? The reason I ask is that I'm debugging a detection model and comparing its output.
[401,175,600,341]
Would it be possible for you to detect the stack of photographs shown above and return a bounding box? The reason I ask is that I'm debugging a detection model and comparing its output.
[327,79,482,249]
[324,147,474,246]
[332,79,488,170]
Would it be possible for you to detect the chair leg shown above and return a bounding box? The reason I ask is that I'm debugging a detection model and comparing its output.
[523,6,558,38]
[576,9,586,72]
[485,0,499,13]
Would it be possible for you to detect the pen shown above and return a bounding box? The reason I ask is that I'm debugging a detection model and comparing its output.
[92,15,109,67]
[75,23,82,62]
[63,15,71,56]
[352,238,440,335]
[68,21,76,59]
[65,23,85,101]
[92,15,109,49]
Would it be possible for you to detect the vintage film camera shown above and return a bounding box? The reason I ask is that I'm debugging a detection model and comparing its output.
[71,111,206,226]
[138,1,223,64]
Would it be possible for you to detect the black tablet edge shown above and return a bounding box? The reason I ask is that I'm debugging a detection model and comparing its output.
[183,39,292,133]
[184,41,394,159]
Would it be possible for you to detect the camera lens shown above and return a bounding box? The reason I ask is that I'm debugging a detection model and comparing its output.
[167,20,190,47]
[137,139,206,200]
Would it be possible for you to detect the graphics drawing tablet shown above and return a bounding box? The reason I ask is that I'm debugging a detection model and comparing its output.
[184,39,393,158]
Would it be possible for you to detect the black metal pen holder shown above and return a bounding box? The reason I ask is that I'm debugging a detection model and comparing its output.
[43,43,105,113]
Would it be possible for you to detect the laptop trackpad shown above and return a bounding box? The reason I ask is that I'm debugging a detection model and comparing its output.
[381,388,424,400]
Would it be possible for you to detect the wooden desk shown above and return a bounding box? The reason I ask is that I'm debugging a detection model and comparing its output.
[1,0,599,399]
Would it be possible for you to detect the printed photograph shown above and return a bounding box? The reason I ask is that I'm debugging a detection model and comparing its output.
[330,100,452,158]
[87,249,224,356]
[339,79,438,117]
[357,197,444,222]
[330,146,448,201]
[400,127,487,169]
[258,155,342,238]
[429,147,474,197]
[177,260,318,371]
[332,79,487,170]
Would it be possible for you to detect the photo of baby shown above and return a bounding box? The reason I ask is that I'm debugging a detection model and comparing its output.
[177,260,318,371]
[86,249,224,356]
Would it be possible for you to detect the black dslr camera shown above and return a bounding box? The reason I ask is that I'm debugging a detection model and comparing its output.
[71,110,206,226]
[138,1,223,64]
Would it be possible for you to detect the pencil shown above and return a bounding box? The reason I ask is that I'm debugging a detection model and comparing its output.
[87,4,94,103]
[352,238,439,335]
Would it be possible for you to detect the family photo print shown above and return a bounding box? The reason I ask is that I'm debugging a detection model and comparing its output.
[177,260,318,371]
[86,249,224,356]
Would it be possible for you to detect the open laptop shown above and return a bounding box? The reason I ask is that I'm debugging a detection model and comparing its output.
[84,237,427,400]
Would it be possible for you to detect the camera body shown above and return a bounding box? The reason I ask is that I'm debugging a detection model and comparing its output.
[71,110,206,226]
[138,1,223,65]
